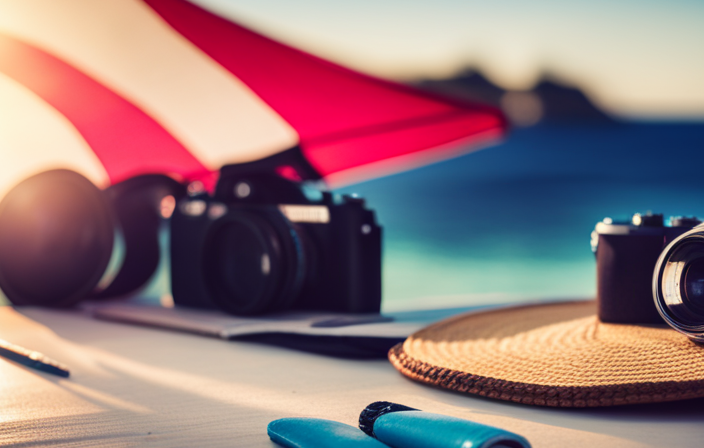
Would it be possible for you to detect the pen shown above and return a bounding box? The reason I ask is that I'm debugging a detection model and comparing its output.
[0,338,70,377]
[359,401,531,448]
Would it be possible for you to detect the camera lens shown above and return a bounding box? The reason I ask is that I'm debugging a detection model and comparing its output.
[0,170,114,307]
[654,227,704,341]
[202,210,306,315]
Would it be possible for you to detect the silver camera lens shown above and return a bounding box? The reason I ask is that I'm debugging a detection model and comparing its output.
[654,223,704,341]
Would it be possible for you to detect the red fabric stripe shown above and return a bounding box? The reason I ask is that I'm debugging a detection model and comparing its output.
[0,33,211,185]
[144,0,507,178]
[306,114,502,177]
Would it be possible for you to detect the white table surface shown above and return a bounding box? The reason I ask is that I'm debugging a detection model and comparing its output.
[1,305,703,447]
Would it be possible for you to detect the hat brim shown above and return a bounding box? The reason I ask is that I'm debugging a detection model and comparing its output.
[389,300,704,407]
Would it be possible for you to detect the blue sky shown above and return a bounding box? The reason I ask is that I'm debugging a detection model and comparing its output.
[194,0,704,119]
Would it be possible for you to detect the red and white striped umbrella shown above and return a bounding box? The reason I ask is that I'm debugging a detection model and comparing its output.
[0,0,506,196]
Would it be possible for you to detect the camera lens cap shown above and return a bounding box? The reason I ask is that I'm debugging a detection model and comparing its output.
[202,209,306,315]
[0,170,114,307]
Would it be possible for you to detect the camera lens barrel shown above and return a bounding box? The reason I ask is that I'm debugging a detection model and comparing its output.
[654,225,704,342]
[201,208,307,316]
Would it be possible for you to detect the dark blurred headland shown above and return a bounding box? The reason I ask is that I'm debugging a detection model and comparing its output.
[410,69,614,126]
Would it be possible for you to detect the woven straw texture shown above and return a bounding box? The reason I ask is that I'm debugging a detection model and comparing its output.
[389,301,704,407]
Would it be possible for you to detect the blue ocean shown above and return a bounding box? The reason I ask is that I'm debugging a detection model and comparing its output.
[336,121,704,310]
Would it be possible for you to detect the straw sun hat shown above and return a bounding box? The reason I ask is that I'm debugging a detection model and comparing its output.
[389,300,704,407]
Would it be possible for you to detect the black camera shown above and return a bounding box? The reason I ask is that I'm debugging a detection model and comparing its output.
[591,213,700,324]
[170,164,382,316]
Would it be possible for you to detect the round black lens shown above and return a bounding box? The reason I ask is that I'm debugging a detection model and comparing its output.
[655,235,704,336]
[683,258,704,316]
[203,210,305,315]
[0,170,114,307]
[212,220,273,308]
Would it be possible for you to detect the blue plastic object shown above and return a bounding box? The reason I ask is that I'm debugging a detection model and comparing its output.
[267,418,388,448]
[372,410,531,448]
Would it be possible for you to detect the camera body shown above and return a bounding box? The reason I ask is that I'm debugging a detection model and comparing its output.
[170,165,382,316]
[591,213,700,323]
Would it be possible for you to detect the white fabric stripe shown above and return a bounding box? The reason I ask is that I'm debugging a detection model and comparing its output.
[0,0,299,170]
[0,73,109,198]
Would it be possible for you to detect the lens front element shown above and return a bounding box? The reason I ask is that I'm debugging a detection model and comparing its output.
[202,209,306,316]
[683,258,704,316]
[654,227,704,341]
